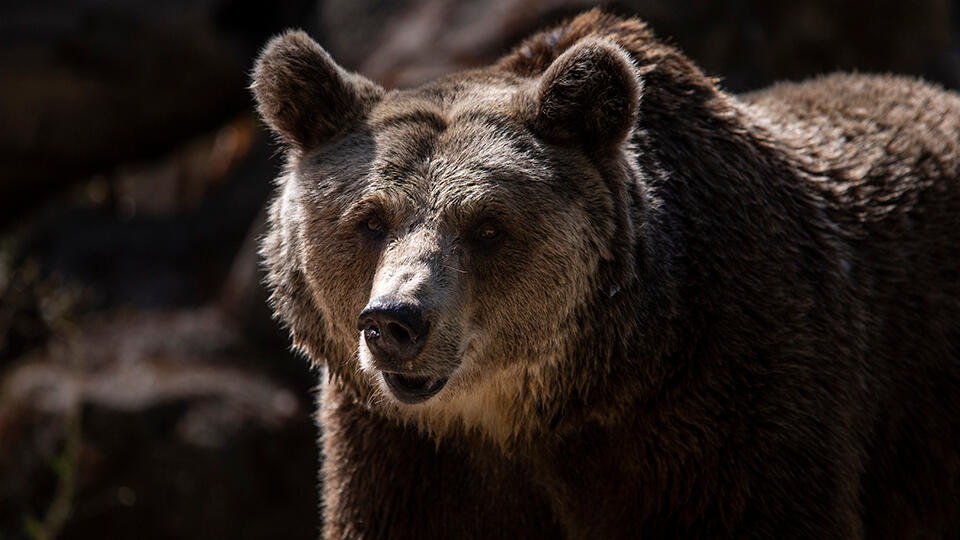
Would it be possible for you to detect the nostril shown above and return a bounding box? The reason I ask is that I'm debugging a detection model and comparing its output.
[357,297,429,361]
[386,321,413,344]
[364,322,380,341]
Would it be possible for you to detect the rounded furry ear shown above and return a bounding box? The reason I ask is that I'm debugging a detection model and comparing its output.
[251,30,383,150]
[531,38,640,151]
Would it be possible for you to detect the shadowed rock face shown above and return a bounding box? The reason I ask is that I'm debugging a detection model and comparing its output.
[0,309,318,540]
[0,0,318,226]
[319,0,954,91]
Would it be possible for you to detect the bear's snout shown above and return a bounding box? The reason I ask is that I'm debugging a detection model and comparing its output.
[357,296,429,367]
[358,297,451,404]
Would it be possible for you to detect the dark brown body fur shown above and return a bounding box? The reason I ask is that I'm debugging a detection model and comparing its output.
[253,10,960,539]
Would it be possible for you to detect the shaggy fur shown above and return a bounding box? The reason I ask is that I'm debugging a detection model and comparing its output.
[253,9,960,539]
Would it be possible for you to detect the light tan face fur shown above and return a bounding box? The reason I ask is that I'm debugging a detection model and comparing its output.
[277,79,613,437]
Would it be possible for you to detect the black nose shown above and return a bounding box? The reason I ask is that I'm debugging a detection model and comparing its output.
[357,297,429,364]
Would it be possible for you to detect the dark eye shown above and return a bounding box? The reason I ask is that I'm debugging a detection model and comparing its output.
[363,214,386,237]
[478,222,499,241]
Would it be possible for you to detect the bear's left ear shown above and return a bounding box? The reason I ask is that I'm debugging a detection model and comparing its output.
[529,38,640,152]
[251,30,384,151]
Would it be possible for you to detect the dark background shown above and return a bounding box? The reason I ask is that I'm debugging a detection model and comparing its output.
[1,1,958,538]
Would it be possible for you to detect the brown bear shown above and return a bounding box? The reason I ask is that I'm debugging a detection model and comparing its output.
[251,9,960,539]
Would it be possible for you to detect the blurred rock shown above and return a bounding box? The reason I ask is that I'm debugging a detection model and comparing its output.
[0,260,86,370]
[927,5,960,89]
[0,308,317,540]
[0,0,317,225]
[218,209,292,352]
[12,121,275,311]
[319,0,955,92]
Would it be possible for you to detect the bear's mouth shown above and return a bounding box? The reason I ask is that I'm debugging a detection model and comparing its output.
[382,372,448,404]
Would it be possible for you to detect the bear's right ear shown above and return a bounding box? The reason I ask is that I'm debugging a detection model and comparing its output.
[251,30,384,150]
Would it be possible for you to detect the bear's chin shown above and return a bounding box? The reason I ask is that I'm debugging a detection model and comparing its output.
[381,371,449,404]
[358,340,465,406]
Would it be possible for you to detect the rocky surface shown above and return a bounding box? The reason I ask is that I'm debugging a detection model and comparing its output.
[0,0,317,226]
[0,309,317,540]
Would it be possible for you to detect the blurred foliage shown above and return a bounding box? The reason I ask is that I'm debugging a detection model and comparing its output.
[24,406,81,540]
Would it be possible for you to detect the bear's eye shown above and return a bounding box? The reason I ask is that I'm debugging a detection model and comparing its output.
[478,222,499,241]
[364,215,386,237]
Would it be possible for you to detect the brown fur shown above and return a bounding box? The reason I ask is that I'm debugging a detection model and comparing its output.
[253,9,960,539]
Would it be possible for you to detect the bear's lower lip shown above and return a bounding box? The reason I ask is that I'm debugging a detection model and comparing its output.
[382,372,448,404]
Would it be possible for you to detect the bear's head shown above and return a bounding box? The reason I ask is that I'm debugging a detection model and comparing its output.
[252,28,663,442]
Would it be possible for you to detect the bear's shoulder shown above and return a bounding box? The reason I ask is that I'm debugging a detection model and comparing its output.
[741,73,960,197]
[744,73,960,132]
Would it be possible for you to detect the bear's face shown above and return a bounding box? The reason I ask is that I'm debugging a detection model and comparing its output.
[253,31,640,435]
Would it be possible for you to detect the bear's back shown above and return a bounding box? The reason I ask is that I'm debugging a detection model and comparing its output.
[750,74,960,358]
[744,74,960,226]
